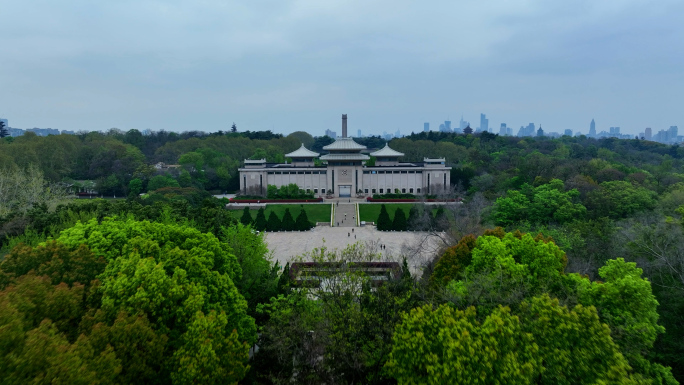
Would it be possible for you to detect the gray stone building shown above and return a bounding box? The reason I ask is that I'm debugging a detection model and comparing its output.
[239,115,451,198]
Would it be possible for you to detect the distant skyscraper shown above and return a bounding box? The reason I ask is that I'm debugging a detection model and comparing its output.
[325,129,337,139]
[459,116,469,132]
[395,129,401,138]
[424,122,429,132]
[645,127,652,141]
[517,123,535,137]
[439,123,446,132]
[480,114,489,133]
[589,119,596,137]
[564,129,573,136]
[357,129,362,137]
[669,126,678,142]
[499,123,507,136]
[444,120,452,132]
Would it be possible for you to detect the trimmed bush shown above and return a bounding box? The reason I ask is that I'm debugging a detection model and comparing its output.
[281,208,296,231]
[267,211,282,231]
[295,209,313,231]
[240,207,253,226]
[254,208,267,231]
[393,208,407,231]
[377,204,391,231]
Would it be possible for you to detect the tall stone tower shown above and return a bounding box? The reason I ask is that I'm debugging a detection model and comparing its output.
[342,114,348,138]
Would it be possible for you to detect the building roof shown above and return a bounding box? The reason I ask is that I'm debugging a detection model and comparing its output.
[322,137,367,151]
[244,158,266,164]
[370,144,404,157]
[319,153,370,161]
[285,144,320,158]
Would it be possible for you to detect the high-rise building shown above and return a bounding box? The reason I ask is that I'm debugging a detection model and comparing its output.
[499,123,507,136]
[325,129,337,139]
[517,123,536,137]
[424,122,430,132]
[444,120,452,132]
[564,129,573,136]
[480,114,489,133]
[589,119,596,137]
[395,129,401,138]
[645,127,652,141]
[669,126,678,141]
[506,127,513,136]
[357,129,362,137]
[439,123,446,132]
[459,116,469,132]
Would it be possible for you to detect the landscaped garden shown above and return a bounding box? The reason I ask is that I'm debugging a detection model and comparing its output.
[235,204,332,224]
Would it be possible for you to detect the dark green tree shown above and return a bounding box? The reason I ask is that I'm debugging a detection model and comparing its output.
[240,207,253,226]
[231,123,237,133]
[407,205,419,230]
[254,208,267,231]
[377,204,391,231]
[281,208,296,231]
[295,209,312,231]
[0,120,9,138]
[267,211,281,232]
[433,206,448,231]
[392,208,407,231]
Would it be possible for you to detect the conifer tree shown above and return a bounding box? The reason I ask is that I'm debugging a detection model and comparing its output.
[377,204,391,231]
[281,208,296,231]
[267,211,281,232]
[407,205,419,231]
[434,206,448,231]
[254,208,267,231]
[240,207,253,226]
[295,209,312,231]
[0,121,8,138]
[393,208,407,231]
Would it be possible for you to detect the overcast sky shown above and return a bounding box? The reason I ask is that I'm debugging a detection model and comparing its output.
[1,0,683,136]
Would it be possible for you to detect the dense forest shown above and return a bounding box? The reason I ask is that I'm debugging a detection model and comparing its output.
[1,129,684,384]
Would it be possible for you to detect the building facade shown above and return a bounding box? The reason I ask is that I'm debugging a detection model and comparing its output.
[239,115,451,198]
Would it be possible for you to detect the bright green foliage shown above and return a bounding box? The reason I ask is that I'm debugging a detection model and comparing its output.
[220,223,278,319]
[254,207,267,231]
[281,208,296,231]
[386,304,539,384]
[493,179,586,226]
[128,178,143,196]
[578,258,676,384]
[171,311,249,385]
[518,295,637,385]
[240,206,252,226]
[295,209,312,230]
[56,218,256,346]
[147,175,180,192]
[376,204,391,231]
[267,211,281,231]
[392,208,407,231]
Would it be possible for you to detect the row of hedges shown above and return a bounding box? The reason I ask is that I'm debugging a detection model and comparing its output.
[240,207,314,231]
[230,198,324,203]
[376,204,448,231]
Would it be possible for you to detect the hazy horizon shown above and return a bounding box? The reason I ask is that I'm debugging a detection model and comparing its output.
[1,0,682,136]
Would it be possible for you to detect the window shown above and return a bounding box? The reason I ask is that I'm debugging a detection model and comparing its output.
[402,188,406,193]
[363,171,370,174]
[275,172,282,175]
[380,189,384,193]
[298,171,304,174]
[410,188,414,193]
[314,188,318,193]
[372,171,377,174]
[417,188,421,193]
[372,189,376,193]
[306,189,310,193]
[401,171,407,174]
[267,172,274,175]
[305,171,311,174]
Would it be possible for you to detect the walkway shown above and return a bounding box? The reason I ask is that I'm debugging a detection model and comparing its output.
[334,202,357,227]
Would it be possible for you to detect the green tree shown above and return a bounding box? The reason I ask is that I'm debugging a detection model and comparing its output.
[267,211,281,231]
[295,209,312,231]
[254,208,267,231]
[240,207,253,226]
[281,208,296,231]
[386,304,539,384]
[147,175,180,192]
[171,311,249,385]
[392,207,407,231]
[377,204,391,231]
[128,178,143,196]
[0,120,8,138]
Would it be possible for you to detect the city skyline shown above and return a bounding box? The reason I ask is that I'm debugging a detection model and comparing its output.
[1,1,683,136]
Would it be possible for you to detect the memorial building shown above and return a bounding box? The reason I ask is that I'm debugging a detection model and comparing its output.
[239,115,451,198]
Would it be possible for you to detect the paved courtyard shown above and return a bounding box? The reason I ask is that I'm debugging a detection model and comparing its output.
[263,224,447,273]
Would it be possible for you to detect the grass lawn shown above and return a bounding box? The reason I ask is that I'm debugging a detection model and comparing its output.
[358,203,416,222]
[234,204,332,223]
